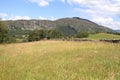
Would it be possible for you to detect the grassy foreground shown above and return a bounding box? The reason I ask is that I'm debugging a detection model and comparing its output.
[0,41,120,80]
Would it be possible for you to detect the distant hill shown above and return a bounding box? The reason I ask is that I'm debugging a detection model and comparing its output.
[114,30,120,33]
[3,17,113,35]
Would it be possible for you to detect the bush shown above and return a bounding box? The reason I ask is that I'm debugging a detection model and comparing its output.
[0,21,9,43]
[28,29,46,42]
[28,29,63,42]
[46,30,63,39]
[75,32,89,38]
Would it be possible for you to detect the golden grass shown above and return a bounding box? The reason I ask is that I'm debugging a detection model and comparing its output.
[0,40,120,80]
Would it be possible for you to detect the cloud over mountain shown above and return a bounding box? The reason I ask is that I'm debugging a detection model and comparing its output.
[65,0,120,30]
[0,0,120,29]
[28,0,54,6]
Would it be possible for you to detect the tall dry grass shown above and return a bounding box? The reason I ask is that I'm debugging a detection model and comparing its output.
[0,40,120,80]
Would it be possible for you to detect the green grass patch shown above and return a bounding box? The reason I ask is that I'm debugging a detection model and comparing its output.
[88,33,120,40]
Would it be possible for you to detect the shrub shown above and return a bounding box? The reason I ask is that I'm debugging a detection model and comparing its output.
[46,30,63,39]
[0,21,9,43]
[28,29,63,42]
[28,29,46,42]
[75,32,89,38]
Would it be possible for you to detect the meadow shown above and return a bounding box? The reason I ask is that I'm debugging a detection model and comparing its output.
[88,33,120,40]
[0,40,120,80]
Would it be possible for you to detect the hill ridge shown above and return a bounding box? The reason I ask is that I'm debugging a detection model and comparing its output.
[4,17,113,35]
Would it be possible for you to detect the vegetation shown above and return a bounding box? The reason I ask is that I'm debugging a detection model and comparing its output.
[28,29,63,42]
[75,32,89,38]
[28,29,46,42]
[0,21,9,43]
[46,30,63,39]
[0,18,120,43]
[55,25,76,36]
[0,41,120,80]
[1,17,120,80]
[88,33,120,40]
[8,30,29,43]
[108,32,120,35]
[4,17,113,35]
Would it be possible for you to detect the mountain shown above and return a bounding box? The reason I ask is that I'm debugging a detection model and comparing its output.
[4,17,113,35]
[114,30,120,33]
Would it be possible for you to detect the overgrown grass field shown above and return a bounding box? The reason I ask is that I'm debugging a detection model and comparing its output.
[0,41,120,80]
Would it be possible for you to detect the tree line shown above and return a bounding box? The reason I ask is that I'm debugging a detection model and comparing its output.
[0,21,63,43]
[28,29,63,42]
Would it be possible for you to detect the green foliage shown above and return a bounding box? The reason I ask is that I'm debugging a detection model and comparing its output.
[107,31,120,35]
[75,32,89,38]
[4,18,113,37]
[8,30,30,43]
[46,30,63,39]
[0,21,9,43]
[3,18,114,43]
[28,29,63,42]
[28,29,46,42]
[56,25,76,36]
[88,33,120,40]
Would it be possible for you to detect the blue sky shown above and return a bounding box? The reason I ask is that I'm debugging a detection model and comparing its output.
[0,0,120,30]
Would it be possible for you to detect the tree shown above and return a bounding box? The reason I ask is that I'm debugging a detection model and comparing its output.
[0,21,9,43]
[75,32,89,38]
[46,30,62,39]
[28,29,46,42]
[28,29,63,42]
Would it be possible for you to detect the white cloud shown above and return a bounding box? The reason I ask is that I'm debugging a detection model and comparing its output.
[28,0,53,7]
[0,13,8,20]
[92,17,120,30]
[61,0,65,3]
[9,16,30,20]
[0,13,31,20]
[0,13,8,18]
[67,0,120,17]
[39,16,56,20]
[66,0,120,29]
[51,16,56,20]
[39,16,47,20]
